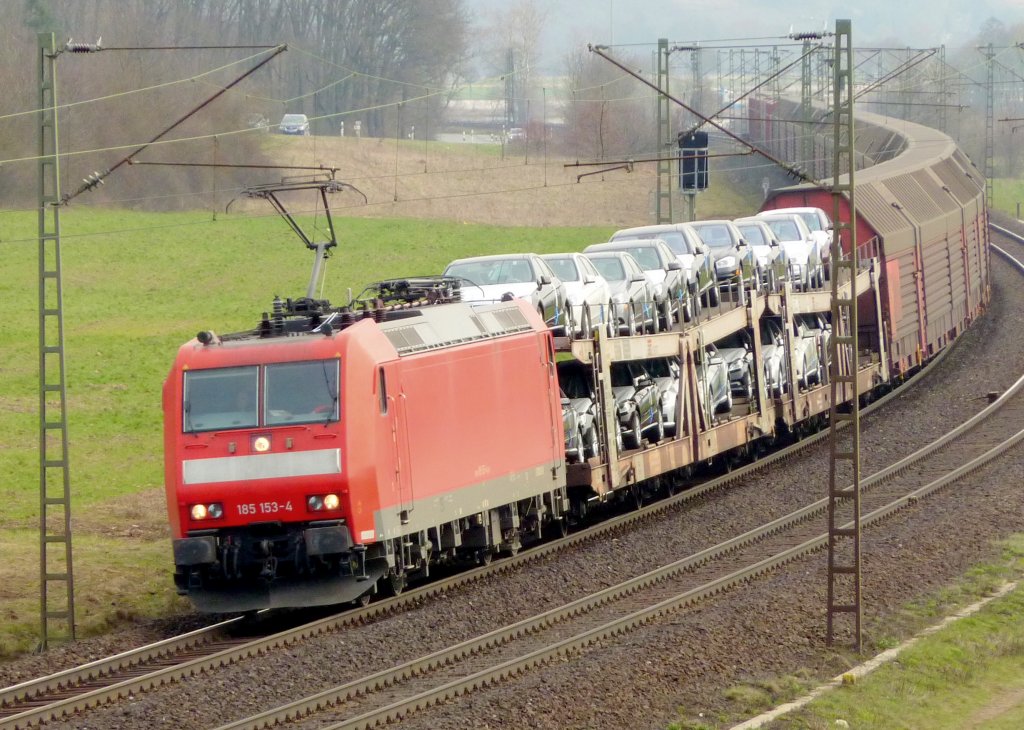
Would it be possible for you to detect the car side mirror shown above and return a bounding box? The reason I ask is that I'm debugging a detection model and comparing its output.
[561,397,571,406]
[770,240,779,247]
[737,239,747,247]
[635,375,651,388]
[667,261,682,271]
[538,275,551,286]
[583,275,595,284]
[631,274,646,283]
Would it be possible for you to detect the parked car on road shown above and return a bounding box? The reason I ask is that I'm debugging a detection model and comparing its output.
[609,223,717,309]
[584,251,654,335]
[541,252,611,338]
[584,239,687,328]
[443,253,566,331]
[278,113,310,136]
[610,360,663,449]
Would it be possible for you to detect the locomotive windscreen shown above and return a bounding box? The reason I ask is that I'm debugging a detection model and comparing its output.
[183,360,339,432]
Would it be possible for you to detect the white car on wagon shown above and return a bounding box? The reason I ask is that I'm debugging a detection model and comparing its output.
[541,252,611,338]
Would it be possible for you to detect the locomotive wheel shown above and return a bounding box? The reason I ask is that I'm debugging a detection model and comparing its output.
[382,569,406,597]
[544,517,569,539]
[352,589,373,608]
[476,549,493,566]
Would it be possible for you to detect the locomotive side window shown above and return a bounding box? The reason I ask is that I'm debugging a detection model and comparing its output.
[265,360,340,426]
[183,366,259,432]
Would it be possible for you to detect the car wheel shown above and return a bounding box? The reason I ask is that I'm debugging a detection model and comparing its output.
[743,372,754,401]
[800,355,808,388]
[660,298,673,330]
[691,286,702,320]
[583,423,598,459]
[651,404,665,444]
[625,305,637,335]
[624,411,642,449]
[580,306,592,339]
[709,284,720,307]
[574,427,586,462]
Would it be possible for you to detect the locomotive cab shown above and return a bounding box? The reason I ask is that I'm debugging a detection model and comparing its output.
[166,346,383,612]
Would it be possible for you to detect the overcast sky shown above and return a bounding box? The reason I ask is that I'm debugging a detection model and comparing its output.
[482,0,1024,72]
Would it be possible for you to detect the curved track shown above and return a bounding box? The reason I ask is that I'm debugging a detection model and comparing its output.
[3,230,1020,730]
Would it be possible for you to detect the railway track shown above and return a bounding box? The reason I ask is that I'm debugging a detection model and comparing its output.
[2,231,1019,730]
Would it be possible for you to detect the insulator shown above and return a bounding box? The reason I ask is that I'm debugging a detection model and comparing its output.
[65,39,102,53]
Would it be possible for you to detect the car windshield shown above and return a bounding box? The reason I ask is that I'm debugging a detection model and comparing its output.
[610,364,634,387]
[589,257,626,282]
[616,246,661,270]
[763,219,801,241]
[557,364,592,399]
[798,212,823,231]
[736,224,767,246]
[760,321,783,344]
[691,224,734,249]
[182,359,339,432]
[544,257,580,282]
[643,359,675,378]
[445,258,535,285]
[615,231,690,256]
[281,114,306,124]
[718,331,750,349]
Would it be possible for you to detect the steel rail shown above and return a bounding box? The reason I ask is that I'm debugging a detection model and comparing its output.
[2,229,1015,730]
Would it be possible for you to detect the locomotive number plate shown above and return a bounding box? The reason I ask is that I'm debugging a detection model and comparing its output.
[238,501,294,516]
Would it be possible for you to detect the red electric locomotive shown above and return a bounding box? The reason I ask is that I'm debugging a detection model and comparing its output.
[164,284,568,612]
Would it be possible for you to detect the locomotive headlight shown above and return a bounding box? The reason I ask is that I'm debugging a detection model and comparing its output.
[324,493,340,510]
[252,436,271,453]
[307,495,324,511]
[190,502,223,520]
